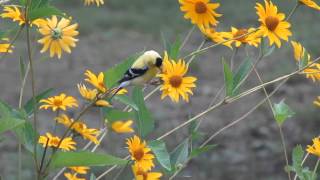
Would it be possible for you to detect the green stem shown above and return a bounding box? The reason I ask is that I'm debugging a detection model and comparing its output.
[312,158,320,180]
[286,1,300,21]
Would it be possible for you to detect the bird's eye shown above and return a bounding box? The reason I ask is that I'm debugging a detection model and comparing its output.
[155,57,163,67]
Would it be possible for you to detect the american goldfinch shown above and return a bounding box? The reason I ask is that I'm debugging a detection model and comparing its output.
[108,50,163,98]
[118,50,163,88]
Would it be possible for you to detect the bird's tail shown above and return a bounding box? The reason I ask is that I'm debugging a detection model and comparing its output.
[107,81,130,101]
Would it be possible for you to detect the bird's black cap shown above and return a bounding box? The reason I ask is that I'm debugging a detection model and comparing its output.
[155,57,163,68]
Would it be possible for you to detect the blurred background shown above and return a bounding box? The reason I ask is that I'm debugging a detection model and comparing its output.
[1,0,320,179]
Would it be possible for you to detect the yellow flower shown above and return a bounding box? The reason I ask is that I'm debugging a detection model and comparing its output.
[199,25,232,48]
[84,70,127,94]
[38,133,76,151]
[299,0,320,11]
[179,0,221,27]
[127,135,155,171]
[229,27,261,48]
[0,5,45,26]
[291,41,310,62]
[0,38,12,53]
[132,164,162,180]
[84,0,104,6]
[39,93,78,111]
[55,114,73,127]
[69,166,90,174]
[307,137,320,157]
[37,15,79,59]
[314,97,320,107]
[158,52,197,103]
[111,120,134,133]
[78,84,111,107]
[256,0,292,48]
[291,41,320,82]
[64,173,85,180]
[72,122,100,144]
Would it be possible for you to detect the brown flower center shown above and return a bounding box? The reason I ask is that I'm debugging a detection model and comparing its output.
[234,29,248,42]
[195,2,207,14]
[133,149,144,161]
[53,99,62,106]
[169,75,183,88]
[265,16,279,31]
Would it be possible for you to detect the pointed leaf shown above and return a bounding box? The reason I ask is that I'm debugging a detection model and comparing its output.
[222,58,234,97]
[29,6,64,20]
[168,37,182,60]
[171,139,189,168]
[24,88,54,116]
[13,121,38,153]
[233,57,252,95]
[190,144,216,158]
[0,117,25,134]
[149,140,171,171]
[273,100,295,126]
[132,87,154,138]
[103,108,135,123]
[50,151,128,169]
[114,95,139,111]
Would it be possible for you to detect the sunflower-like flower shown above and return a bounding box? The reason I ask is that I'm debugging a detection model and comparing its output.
[228,27,261,48]
[0,5,45,26]
[38,133,76,151]
[37,15,79,59]
[255,0,292,48]
[127,135,155,171]
[307,137,320,157]
[158,52,197,103]
[111,120,134,133]
[72,122,100,144]
[179,0,221,27]
[84,70,127,94]
[55,114,73,127]
[84,0,104,6]
[199,25,232,48]
[291,41,320,82]
[39,93,78,111]
[64,173,85,180]
[78,84,111,107]
[299,0,320,11]
[0,38,12,53]
[132,164,162,180]
[69,166,90,174]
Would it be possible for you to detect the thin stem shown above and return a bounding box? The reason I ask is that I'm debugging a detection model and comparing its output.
[187,39,206,65]
[112,161,130,180]
[180,26,195,51]
[312,158,320,179]
[279,126,291,180]
[286,1,300,21]
[200,79,288,148]
[39,138,50,172]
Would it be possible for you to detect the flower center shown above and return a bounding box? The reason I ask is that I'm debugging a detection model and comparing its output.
[234,29,248,42]
[169,75,183,88]
[195,2,207,14]
[51,138,60,146]
[51,28,62,39]
[133,149,144,161]
[265,16,279,31]
[53,99,62,106]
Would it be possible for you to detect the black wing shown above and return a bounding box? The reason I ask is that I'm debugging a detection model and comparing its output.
[118,67,148,84]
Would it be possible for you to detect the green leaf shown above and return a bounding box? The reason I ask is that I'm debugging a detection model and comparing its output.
[104,53,141,88]
[0,117,25,134]
[168,37,182,60]
[222,58,234,97]
[132,87,154,138]
[287,145,307,180]
[114,95,139,111]
[29,6,64,21]
[273,100,295,126]
[103,108,135,124]
[13,121,38,153]
[232,57,252,95]
[149,140,171,171]
[90,174,97,180]
[190,145,216,158]
[262,39,275,57]
[50,151,128,169]
[23,88,53,116]
[171,139,189,169]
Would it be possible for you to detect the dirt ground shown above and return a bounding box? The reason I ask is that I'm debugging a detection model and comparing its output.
[0,28,320,180]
